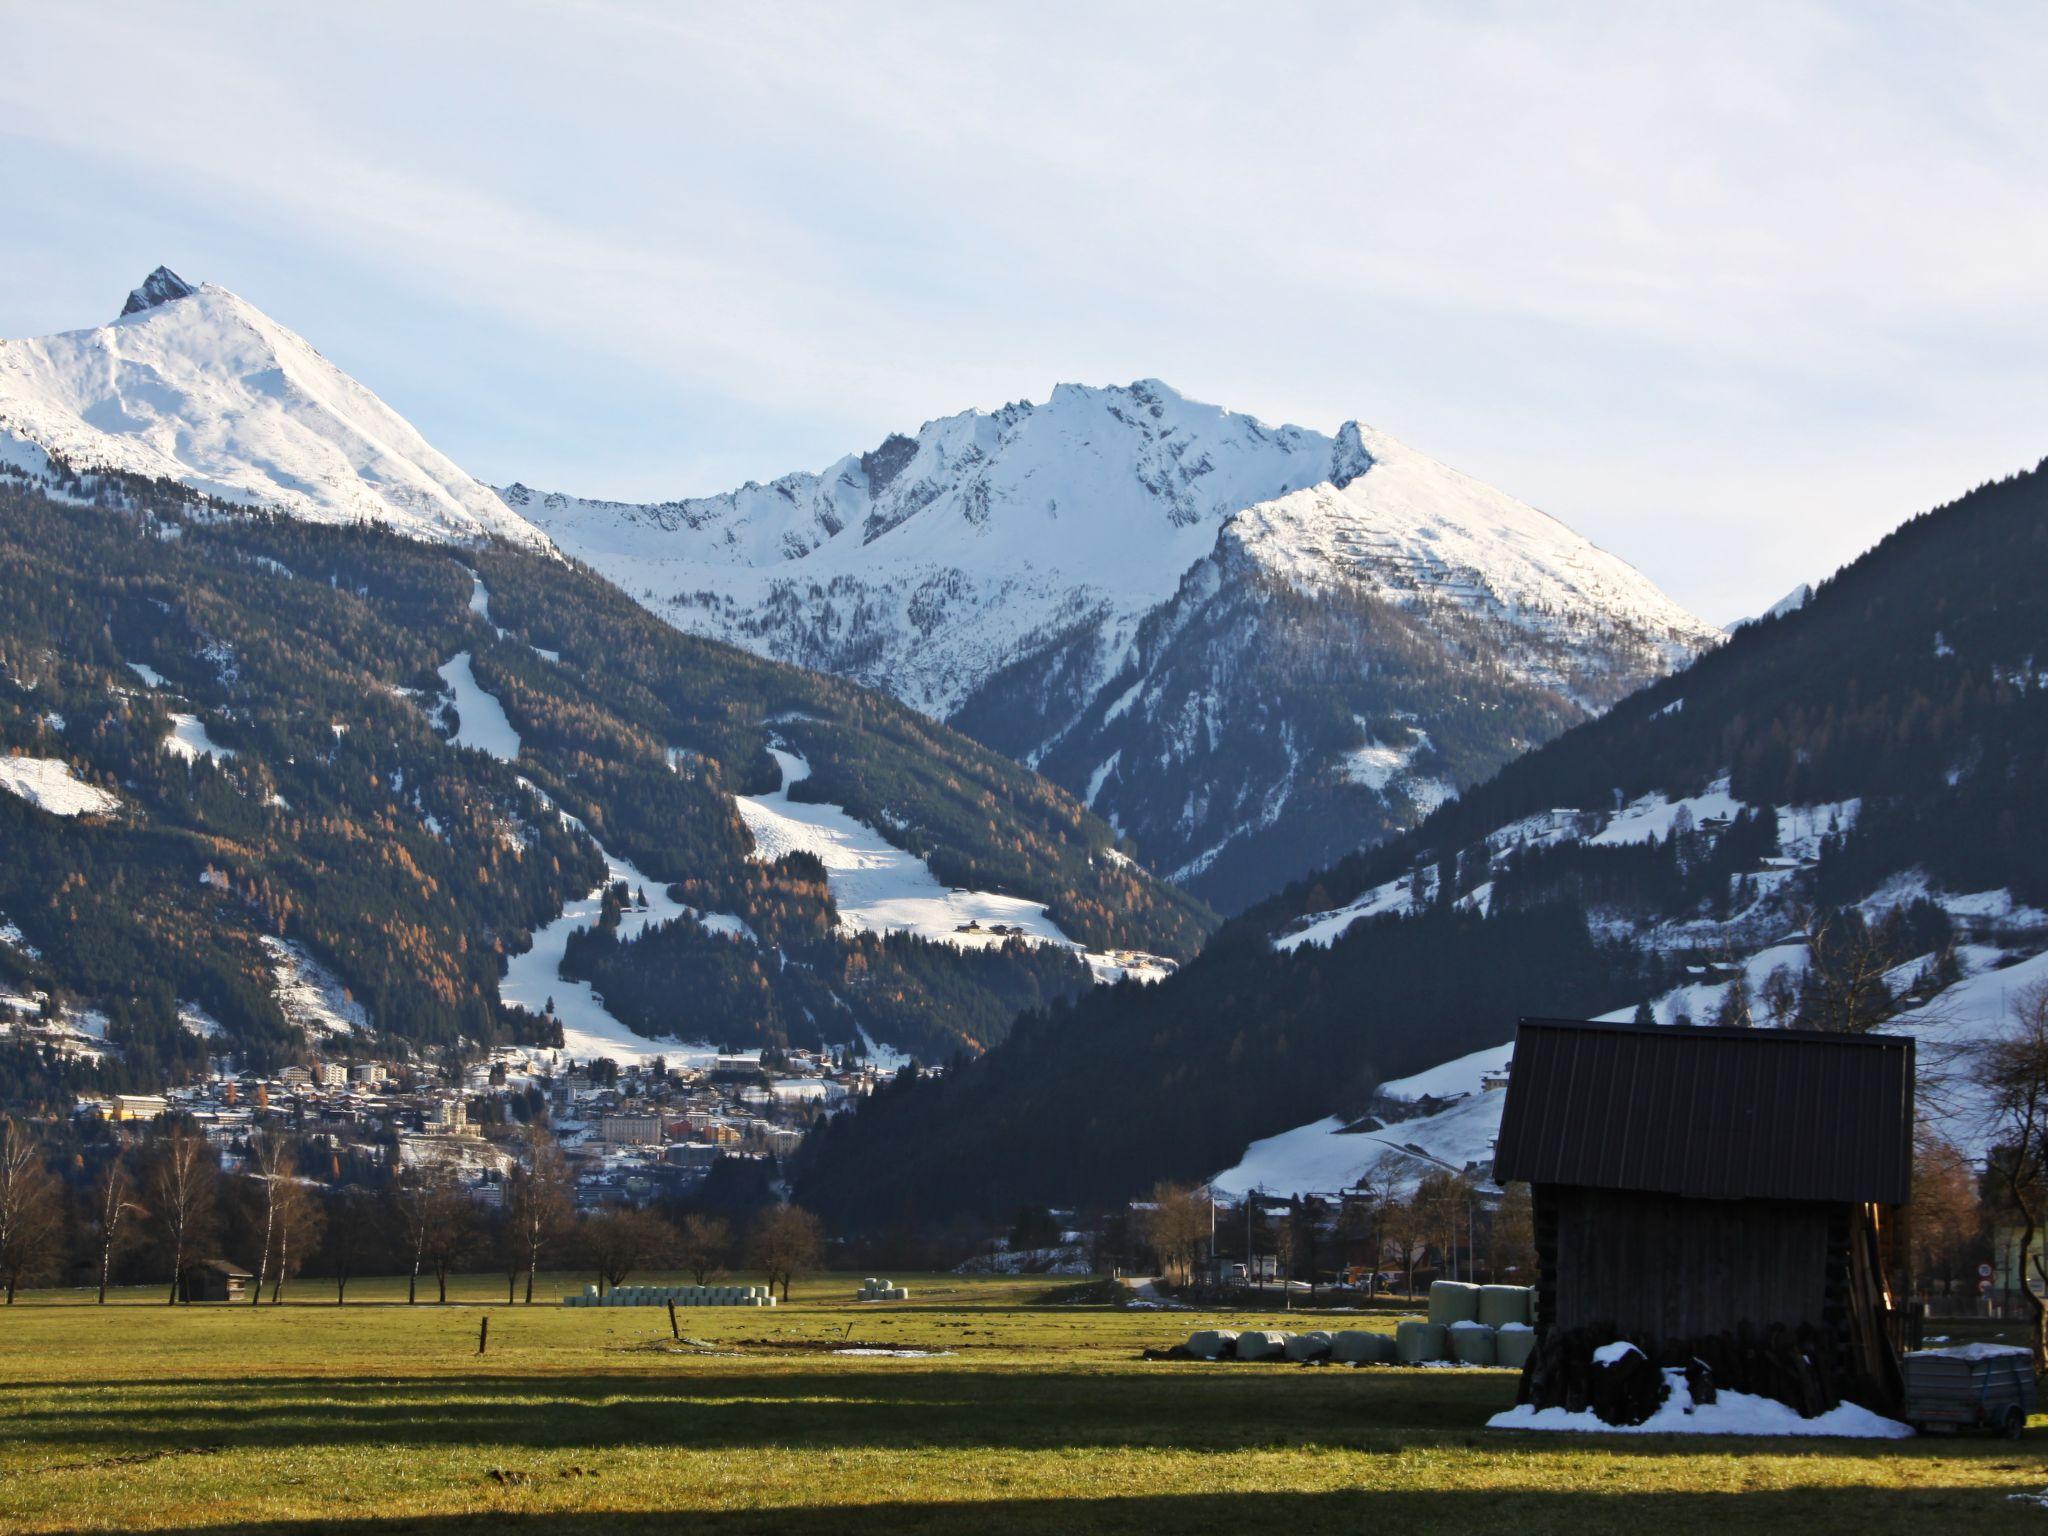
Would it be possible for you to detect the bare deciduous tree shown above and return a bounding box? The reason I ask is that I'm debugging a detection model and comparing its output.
[1976,980,2048,1371]
[91,1142,144,1304]
[749,1204,824,1303]
[506,1126,573,1304]
[582,1206,674,1295]
[247,1131,295,1307]
[391,1159,461,1305]
[0,1116,62,1304]
[145,1127,217,1305]
[1143,1182,1211,1287]
[676,1212,731,1286]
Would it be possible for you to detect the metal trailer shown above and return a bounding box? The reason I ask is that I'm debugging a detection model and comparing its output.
[1902,1349,2037,1437]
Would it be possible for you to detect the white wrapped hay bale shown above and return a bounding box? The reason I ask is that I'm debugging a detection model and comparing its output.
[1235,1330,1291,1361]
[1495,1322,1538,1370]
[1284,1330,1334,1362]
[1477,1285,1532,1329]
[1427,1281,1481,1326]
[1395,1320,1448,1363]
[1187,1329,1239,1359]
[1332,1329,1394,1364]
[1447,1320,1497,1365]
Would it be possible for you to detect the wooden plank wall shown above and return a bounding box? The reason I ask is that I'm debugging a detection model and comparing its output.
[1546,1185,1833,1338]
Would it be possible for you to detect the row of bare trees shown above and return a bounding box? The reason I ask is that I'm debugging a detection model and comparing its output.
[0,1116,827,1305]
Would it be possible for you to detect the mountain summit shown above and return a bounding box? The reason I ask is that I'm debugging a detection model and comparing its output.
[120,265,198,317]
[0,273,548,548]
[513,382,1721,907]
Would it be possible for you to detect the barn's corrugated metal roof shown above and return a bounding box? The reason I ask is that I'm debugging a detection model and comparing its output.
[1492,1017,1914,1205]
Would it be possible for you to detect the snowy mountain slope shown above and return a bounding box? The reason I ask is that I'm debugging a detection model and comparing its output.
[517,383,1718,910]
[0,268,547,548]
[503,379,1350,720]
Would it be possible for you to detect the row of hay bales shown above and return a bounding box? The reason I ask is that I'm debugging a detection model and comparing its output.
[1187,1327,1405,1363]
[563,1284,776,1307]
[858,1278,910,1301]
[1181,1283,1539,1368]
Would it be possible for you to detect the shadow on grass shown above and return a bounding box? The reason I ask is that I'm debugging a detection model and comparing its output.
[28,1487,2048,1536]
[0,1366,2028,1467]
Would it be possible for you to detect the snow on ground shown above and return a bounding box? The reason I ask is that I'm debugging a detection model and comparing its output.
[738,745,1075,950]
[0,756,121,816]
[0,274,550,547]
[437,652,522,761]
[125,661,167,689]
[263,937,370,1037]
[500,783,731,1067]
[1210,1086,1509,1199]
[164,713,234,763]
[1490,1366,1911,1438]
[1274,871,1430,952]
[178,1001,226,1039]
[1380,1042,1516,1101]
[0,917,40,959]
[1345,726,1427,791]
[1589,777,1746,847]
[1890,947,2048,1160]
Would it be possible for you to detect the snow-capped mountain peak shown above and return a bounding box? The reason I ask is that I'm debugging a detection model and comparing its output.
[121,265,199,317]
[1222,424,1718,669]
[513,380,1717,907]
[1,271,549,549]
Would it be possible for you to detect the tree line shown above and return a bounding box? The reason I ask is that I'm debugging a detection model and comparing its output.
[0,1115,825,1306]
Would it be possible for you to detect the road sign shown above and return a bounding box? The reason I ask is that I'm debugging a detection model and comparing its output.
[1981,1262,1996,1279]
[1980,1278,1994,1294]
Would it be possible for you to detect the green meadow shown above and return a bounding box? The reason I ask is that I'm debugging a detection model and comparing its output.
[1,1274,2044,1535]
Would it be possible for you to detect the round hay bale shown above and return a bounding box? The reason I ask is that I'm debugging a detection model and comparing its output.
[1495,1323,1538,1370]
[1235,1330,1291,1361]
[1187,1329,1239,1360]
[1285,1330,1334,1361]
[1448,1320,1498,1365]
[1427,1281,1481,1326]
[1395,1320,1448,1364]
[1331,1329,1391,1364]
[1478,1285,1532,1329]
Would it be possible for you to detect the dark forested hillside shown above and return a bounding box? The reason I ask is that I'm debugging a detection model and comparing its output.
[1250,456,2048,929]
[0,479,1211,1100]
[793,457,2048,1226]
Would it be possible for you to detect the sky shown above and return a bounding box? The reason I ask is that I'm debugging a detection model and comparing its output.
[3,2,2045,624]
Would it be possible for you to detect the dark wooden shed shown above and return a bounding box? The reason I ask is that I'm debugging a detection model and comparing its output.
[1492,1017,1913,1410]
[180,1259,255,1303]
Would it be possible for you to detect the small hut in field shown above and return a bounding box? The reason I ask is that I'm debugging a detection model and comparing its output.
[1492,1017,1913,1411]
[180,1259,255,1303]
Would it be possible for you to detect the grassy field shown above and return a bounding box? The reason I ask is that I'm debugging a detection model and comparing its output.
[1,1273,2045,1535]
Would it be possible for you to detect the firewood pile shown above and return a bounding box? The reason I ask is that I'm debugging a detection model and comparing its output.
[1515,1324,1851,1426]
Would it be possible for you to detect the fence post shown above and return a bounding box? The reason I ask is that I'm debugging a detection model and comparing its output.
[478,1314,490,1355]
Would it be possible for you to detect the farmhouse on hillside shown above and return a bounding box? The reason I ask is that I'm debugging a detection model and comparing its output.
[1492,1016,1914,1412]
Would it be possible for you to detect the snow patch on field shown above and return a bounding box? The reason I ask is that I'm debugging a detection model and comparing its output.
[0,756,121,816]
[1490,1367,1911,1438]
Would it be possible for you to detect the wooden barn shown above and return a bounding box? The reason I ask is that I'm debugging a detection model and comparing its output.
[1492,1017,1913,1411]
[180,1259,255,1303]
